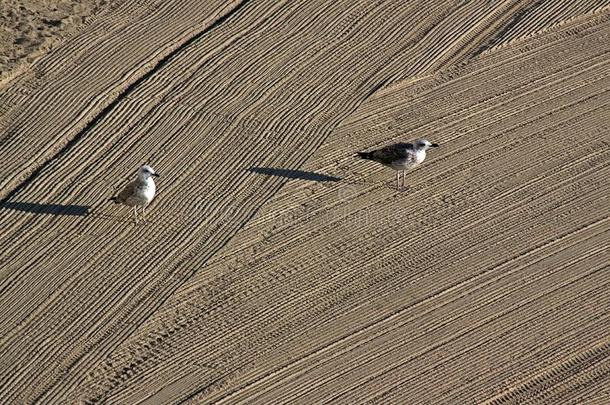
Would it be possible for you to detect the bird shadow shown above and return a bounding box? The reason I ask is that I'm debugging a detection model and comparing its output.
[1,201,91,216]
[247,167,341,182]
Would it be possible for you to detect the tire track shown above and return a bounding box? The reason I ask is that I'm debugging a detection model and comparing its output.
[220,234,609,404]
[485,341,610,405]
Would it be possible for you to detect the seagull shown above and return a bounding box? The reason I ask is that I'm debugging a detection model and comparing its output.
[109,165,159,223]
[357,138,439,190]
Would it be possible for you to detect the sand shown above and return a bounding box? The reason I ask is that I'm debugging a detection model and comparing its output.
[1,0,610,403]
[0,0,126,86]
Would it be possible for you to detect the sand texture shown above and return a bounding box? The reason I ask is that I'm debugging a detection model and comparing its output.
[1,0,610,403]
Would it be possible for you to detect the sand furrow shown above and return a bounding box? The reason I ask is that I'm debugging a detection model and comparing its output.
[484,340,610,404]
[483,0,610,52]
[347,275,610,404]
[230,242,610,403]
[0,0,245,200]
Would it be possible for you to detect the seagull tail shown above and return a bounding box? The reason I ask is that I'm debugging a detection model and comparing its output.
[109,196,118,204]
[357,151,373,160]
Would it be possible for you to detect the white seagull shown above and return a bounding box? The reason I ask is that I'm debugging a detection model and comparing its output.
[357,138,439,190]
[109,165,159,223]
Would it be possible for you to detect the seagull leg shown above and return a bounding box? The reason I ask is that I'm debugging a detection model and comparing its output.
[397,171,406,191]
[142,206,146,223]
[133,206,138,224]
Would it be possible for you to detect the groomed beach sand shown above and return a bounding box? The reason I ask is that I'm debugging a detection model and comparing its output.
[1,1,610,403]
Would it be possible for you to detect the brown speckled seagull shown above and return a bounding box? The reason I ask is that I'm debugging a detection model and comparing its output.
[109,165,159,224]
[357,138,439,190]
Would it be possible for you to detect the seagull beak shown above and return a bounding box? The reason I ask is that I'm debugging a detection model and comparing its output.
[431,143,439,147]
[153,173,160,177]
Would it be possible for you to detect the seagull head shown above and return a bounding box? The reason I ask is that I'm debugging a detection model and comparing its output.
[415,138,439,150]
[139,165,160,179]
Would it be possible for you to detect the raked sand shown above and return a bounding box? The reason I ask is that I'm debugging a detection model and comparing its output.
[1,1,610,403]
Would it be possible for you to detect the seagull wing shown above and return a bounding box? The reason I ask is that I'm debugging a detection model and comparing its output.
[369,142,415,165]
[116,181,139,205]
